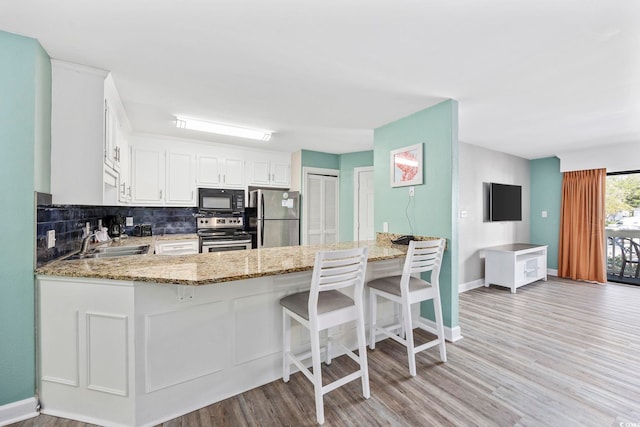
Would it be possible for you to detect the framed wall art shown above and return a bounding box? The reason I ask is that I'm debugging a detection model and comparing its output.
[390,143,423,187]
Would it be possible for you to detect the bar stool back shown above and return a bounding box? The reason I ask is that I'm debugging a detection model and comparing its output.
[367,238,447,376]
[280,247,370,425]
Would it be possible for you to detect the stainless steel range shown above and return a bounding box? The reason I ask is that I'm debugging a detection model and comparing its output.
[196,214,252,253]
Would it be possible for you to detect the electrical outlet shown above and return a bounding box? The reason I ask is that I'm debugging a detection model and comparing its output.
[409,186,415,197]
[47,230,56,249]
[541,210,548,218]
[383,222,389,232]
[126,216,134,226]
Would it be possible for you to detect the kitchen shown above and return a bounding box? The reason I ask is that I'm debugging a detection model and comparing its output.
[2,20,460,427]
[31,59,409,427]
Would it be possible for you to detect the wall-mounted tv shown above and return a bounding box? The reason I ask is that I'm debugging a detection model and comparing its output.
[490,183,522,221]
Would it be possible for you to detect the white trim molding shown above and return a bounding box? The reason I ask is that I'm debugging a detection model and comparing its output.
[419,317,463,342]
[458,278,485,293]
[0,397,39,426]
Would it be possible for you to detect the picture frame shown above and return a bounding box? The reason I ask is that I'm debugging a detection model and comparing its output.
[390,143,423,187]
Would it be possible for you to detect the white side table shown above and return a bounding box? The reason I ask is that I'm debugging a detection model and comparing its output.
[484,243,548,293]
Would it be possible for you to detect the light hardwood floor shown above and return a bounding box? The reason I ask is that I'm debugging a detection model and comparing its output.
[13,277,640,426]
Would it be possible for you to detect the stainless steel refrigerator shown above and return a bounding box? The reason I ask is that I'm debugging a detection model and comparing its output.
[250,189,300,248]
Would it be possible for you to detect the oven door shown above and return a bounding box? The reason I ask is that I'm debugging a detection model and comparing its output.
[200,239,252,253]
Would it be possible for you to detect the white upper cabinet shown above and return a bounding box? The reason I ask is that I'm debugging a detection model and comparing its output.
[131,144,164,205]
[166,151,196,205]
[196,154,244,189]
[130,137,196,206]
[247,153,291,188]
[51,60,108,205]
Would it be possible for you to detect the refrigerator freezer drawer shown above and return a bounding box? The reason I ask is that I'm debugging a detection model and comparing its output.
[258,219,300,248]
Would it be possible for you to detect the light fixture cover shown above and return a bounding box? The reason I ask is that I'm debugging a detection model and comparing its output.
[176,117,272,141]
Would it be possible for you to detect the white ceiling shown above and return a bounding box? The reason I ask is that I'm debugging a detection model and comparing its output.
[2,0,639,159]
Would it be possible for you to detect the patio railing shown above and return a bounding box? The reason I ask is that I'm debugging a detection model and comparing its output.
[606,228,640,285]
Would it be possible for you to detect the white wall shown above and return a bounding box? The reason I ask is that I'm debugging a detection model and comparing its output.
[458,142,530,285]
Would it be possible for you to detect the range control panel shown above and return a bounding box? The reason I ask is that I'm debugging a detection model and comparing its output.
[197,216,244,229]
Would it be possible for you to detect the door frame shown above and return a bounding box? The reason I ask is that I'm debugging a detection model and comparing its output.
[353,166,374,241]
[301,167,340,246]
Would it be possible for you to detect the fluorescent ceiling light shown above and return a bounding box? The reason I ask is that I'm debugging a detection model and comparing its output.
[176,117,272,141]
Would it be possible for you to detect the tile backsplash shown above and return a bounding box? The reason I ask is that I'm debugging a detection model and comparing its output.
[36,205,197,266]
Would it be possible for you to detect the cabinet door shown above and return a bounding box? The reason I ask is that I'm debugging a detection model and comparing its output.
[271,161,290,188]
[166,151,195,205]
[103,99,121,173]
[222,158,244,188]
[117,136,130,204]
[248,160,271,186]
[197,155,221,186]
[132,146,163,204]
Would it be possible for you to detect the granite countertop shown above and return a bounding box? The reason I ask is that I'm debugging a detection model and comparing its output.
[35,233,441,286]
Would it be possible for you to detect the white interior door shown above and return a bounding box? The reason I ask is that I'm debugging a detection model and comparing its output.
[304,170,339,245]
[354,167,374,241]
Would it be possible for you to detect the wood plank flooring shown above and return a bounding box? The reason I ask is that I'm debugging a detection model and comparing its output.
[13,277,640,426]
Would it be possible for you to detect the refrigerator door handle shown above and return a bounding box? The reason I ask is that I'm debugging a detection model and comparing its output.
[260,220,264,247]
[260,193,265,247]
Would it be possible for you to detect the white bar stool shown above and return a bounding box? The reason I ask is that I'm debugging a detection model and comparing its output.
[280,247,370,425]
[367,238,447,377]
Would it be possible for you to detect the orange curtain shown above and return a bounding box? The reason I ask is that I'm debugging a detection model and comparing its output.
[558,168,606,283]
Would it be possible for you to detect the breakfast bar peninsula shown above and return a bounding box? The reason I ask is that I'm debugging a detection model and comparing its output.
[36,234,439,427]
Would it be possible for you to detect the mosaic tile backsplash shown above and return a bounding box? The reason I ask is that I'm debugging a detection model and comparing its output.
[36,205,197,266]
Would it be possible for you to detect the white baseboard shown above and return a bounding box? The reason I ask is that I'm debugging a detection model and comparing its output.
[0,397,38,426]
[547,268,558,276]
[458,279,485,293]
[419,317,463,342]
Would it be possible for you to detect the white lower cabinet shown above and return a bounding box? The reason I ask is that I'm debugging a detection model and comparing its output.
[155,239,199,255]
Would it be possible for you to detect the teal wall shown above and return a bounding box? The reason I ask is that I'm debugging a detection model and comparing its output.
[301,149,339,170]
[0,31,51,406]
[530,156,562,269]
[339,151,374,242]
[373,100,459,328]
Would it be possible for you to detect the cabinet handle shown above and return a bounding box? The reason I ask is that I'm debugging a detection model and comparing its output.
[120,183,125,195]
[218,174,221,183]
[159,189,163,199]
[127,186,132,196]
[223,174,226,184]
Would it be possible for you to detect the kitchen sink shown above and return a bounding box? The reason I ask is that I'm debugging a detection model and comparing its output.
[65,244,150,260]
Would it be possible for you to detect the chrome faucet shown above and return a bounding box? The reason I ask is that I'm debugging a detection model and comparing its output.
[80,232,97,255]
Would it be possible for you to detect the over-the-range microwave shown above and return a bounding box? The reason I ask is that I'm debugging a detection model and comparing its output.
[198,188,245,213]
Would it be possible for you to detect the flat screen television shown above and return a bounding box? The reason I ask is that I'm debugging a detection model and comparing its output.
[490,183,522,221]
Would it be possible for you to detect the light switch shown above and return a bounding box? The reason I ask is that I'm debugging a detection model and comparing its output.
[47,230,56,248]
[541,211,548,218]
[383,222,389,232]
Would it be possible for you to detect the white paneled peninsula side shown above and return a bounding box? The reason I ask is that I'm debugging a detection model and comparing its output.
[35,237,440,427]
